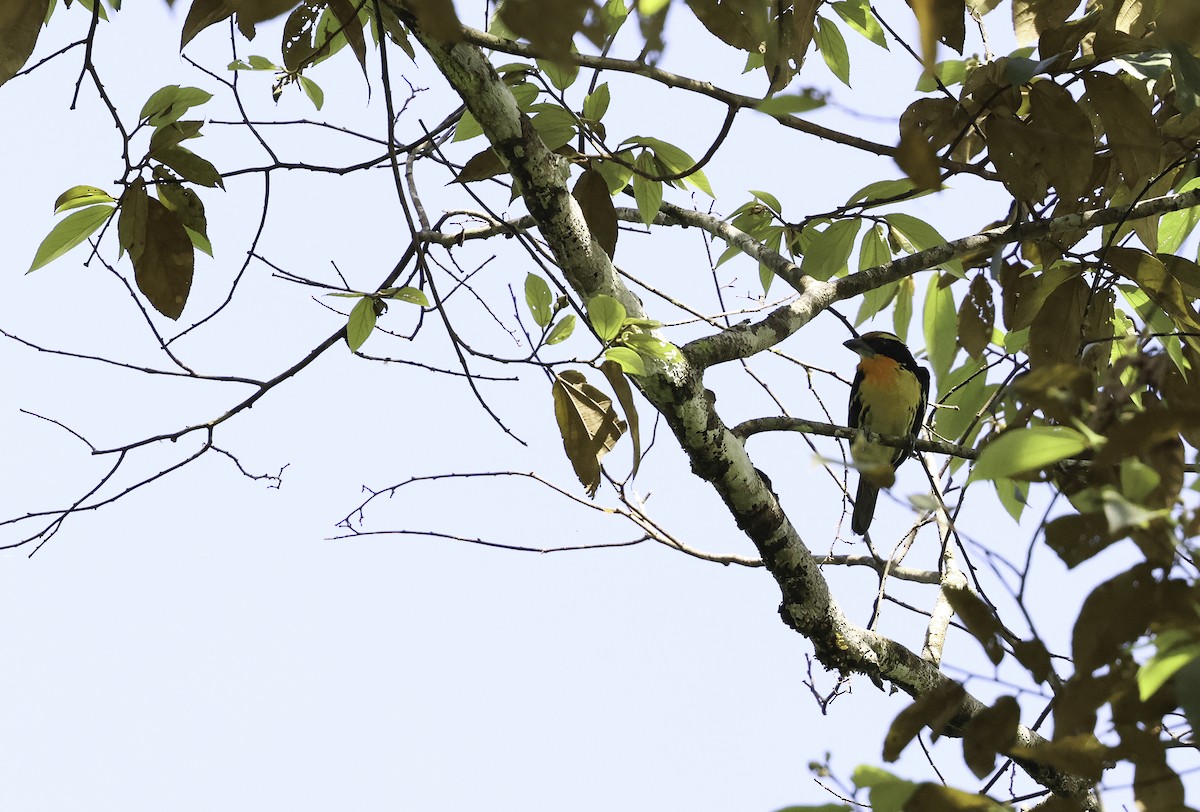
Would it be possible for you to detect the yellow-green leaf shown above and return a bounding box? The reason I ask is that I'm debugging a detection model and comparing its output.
[27,204,115,273]
[524,273,553,327]
[346,296,377,351]
[54,185,116,214]
[969,426,1088,482]
[587,294,626,342]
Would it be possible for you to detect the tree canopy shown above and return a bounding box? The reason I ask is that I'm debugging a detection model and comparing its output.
[6,0,1200,809]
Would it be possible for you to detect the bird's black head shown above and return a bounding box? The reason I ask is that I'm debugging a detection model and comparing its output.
[843,331,918,367]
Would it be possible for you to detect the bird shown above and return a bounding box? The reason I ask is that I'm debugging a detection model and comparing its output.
[844,331,930,535]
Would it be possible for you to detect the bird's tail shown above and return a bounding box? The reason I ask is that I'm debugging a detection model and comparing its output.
[851,478,878,535]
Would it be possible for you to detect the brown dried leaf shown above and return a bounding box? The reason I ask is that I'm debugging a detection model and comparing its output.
[552,370,626,497]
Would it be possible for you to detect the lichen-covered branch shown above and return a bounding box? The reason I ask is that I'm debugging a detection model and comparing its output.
[408,19,1095,806]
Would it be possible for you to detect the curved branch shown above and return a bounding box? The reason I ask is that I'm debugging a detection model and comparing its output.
[456,26,992,179]
[684,186,1200,367]
[733,415,978,460]
[409,21,1096,806]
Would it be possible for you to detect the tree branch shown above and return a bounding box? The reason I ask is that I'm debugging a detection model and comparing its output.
[409,21,1095,805]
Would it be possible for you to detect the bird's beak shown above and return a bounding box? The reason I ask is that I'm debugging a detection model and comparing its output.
[843,337,874,357]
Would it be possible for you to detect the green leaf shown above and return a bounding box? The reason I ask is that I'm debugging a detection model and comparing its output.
[148,120,203,154]
[299,75,324,110]
[600,358,642,477]
[749,189,782,215]
[383,286,429,307]
[1139,631,1200,700]
[922,272,957,382]
[1169,42,1200,114]
[583,83,610,121]
[632,151,663,225]
[801,218,861,280]
[347,296,377,352]
[248,54,278,70]
[525,273,554,327]
[588,295,626,342]
[139,85,213,127]
[831,0,886,48]
[1160,178,1200,255]
[915,58,969,91]
[604,346,646,376]
[154,168,210,255]
[131,198,195,319]
[754,90,826,116]
[622,136,714,197]
[601,0,629,35]
[885,212,963,275]
[537,57,578,90]
[27,204,115,272]
[118,178,149,261]
[993,477,1029,522]
[894,275,914,342]
[454,109,484,141]
[0,0,50,88]
[622,332,681,363]
[814,15,851,86]
[845,178,919,206]
[546,314,576,345]
[53,185,116,214]
[152,145,223,188]
[969,426,1089,482]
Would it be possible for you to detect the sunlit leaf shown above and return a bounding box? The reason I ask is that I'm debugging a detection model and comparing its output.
[969,426,1089,482]
[801,218,860,280]
[814,15,850,86]
[139,84,213,127]
[383,286,429,307]
[299,75,324,110]
[601,358,641,476]
[632,151,663,225]
[53,185,116,214]
[27,204,115,273]
[346,296,377,351]
[922,272,957,381]
[603,347,646,376]
[546,314,576,345]
[1139,631,1200,700]
[525,273,553,328]
[587,294,626,342]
